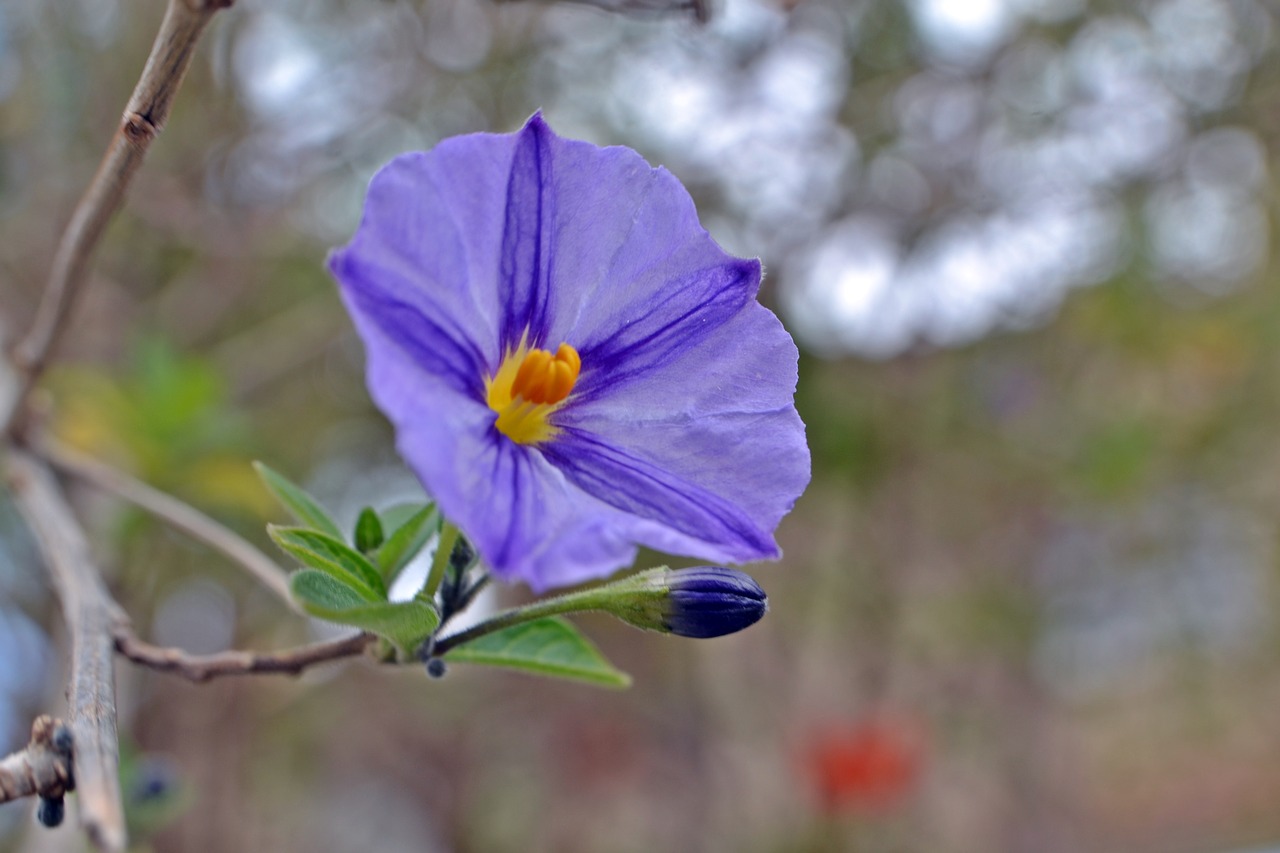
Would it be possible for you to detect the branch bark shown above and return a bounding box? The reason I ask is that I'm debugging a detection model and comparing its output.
[4,0,234,434]
[6,450,127,852]
[114,629,376,683]
[39,438,299,612]
[0,716,74,806]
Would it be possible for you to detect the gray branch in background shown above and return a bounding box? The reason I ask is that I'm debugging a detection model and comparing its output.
[7,450,128,853]
[39,438,300,613]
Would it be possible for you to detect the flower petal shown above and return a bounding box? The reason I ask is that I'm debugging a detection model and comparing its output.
[555,292,810,558]
[446,438,642,592]
[336,255,489,400]
[497,115,556,349]
[571,257,762,402]
[329,142,515,379]
[543,430,778,560]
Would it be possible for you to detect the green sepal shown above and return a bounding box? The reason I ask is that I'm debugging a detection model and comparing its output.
[444,617,631,689]
[269,526,385,599]
[373,504,438,585]
[354,507,384,554]
[290,570,439,652]
[253,462,343,540]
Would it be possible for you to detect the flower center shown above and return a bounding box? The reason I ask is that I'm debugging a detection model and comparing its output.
[486,341,581,445]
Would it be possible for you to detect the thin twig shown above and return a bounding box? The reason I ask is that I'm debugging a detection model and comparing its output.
[4,0,234,434]
[39,437,299,612]
[6,450,127,853]
[114,628,376,683]
[0,716,74,805]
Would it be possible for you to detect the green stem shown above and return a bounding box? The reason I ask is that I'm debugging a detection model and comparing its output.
[432,572,662,655]
[420,521,459,601]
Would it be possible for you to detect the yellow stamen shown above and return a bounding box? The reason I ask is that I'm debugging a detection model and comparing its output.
[486,340,581,444]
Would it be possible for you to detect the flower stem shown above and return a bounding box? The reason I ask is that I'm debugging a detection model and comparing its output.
[432,577,655,655]
[421,521,459,601]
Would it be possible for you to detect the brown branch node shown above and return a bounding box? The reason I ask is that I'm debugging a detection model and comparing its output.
[0,716,75,805]
[122,112,160,147]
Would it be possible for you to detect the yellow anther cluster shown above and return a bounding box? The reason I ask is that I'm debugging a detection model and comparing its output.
[511,343,581,405]
[487,340,581,445]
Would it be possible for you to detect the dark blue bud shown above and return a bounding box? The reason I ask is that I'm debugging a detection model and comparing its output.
[565,566,769,638]
[663,567,768,639]
[36,796,65,828]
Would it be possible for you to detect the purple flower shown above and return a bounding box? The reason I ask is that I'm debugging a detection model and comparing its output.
[329,114,810,592]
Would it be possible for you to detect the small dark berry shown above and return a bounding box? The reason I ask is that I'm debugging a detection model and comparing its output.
[51,725,73,754]
[425,658,447,679]
[36,796,65,828]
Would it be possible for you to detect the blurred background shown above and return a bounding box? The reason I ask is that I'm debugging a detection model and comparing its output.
[2,0,1280,849]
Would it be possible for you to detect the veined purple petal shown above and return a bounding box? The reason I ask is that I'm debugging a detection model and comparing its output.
[498,116,556,350]
[337,258,489,400]
[329,141,518,387]
[556,295,809,550]
[451,437,640,592]
[542,429,778,562]
[571,257,760,402]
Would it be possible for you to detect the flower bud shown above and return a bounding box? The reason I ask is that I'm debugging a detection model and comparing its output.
[601,567,768,639]
[663,567,768,638]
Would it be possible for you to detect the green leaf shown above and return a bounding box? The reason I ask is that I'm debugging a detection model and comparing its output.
[269,526,385,599]
[291,571,439,651]
[354,508,385,554]
[289,569,369,610]
[373,504,438,585]
[253,462,344,540]
[378,502,434,532]
[444,618,631,689]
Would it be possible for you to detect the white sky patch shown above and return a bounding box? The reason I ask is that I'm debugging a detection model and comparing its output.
[600,15,853,252]
[233,13,322,118]
[388,544,498,634]
[911,0,1013,64]
[784,220,907,358]
[788,199,1123,358]
[1146,183,1268,293]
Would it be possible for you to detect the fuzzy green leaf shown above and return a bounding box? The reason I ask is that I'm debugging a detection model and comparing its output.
[373,504,438,585]
[270,526,385,599]
[354,508,385,554]
[289,569,368,610]
[290,571,439,651]
[444,618,631,689]
[254,462,344,540]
